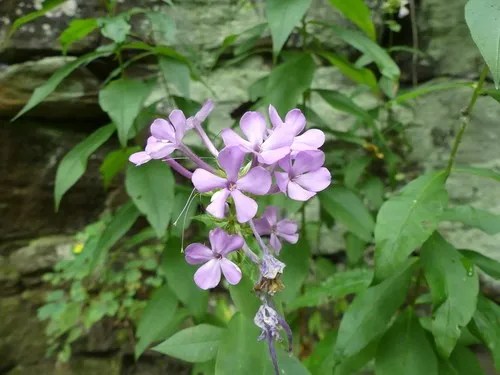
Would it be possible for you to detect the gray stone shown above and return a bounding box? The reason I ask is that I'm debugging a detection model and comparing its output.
[0,57,102,119]
[0,255,20,295]
[7,357,122,375]
[0,120,112,247]
[9,235,74,275]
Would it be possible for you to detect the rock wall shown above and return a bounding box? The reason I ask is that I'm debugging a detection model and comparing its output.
[1,0,499,374]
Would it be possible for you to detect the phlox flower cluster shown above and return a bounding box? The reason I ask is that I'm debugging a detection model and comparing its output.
[129,100,331,374]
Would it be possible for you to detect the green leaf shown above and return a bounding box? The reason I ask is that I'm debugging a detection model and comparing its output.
[279,232,310,302]
[266,0,312,56]
[442,205,500,235]
[316,51,377,90]
[472,296,500,370]
[460,250,500,280]
[482,88,500,102]
[6,0,67,40]
[99,78,151,147]
[330,25,400,80]
[345,233,367,266]
[420,232,479,357]
[86,201,140,270]
[387,82,475,107]
[272,350,312,375]
[452,166,500,181]
[54,124,115,210]
[153,324,225,363]
[286,268,372,310]
[328,0,375,39]
[12,50,111,121]
[260,54,316,115]
[158,56,190,98]
[374,171,448,281]
[359,176,385,210]
[146,11,177,44]
[305,331,337,374]
[450,346,486,375]
[162,237,209,318]
[375,308,439,375]
[315,89,374,124]
[334,339,378,375]
[343,156,371,189]
[319,187,375,242]
[334,259,415,360]
[98,15,131,43]
[135,285,179,359]
[465,0,500,88]
[125,161,175,238]
[59,18,99,54]
[215,313,270,375]
[100,147,138,188]
[229,274,261,320]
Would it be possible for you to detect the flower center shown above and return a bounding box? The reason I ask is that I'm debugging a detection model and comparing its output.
[214,253,222,260]
[228,182,237,191]
[271,224,278,233]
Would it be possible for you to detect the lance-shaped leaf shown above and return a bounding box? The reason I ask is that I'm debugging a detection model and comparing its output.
[59,18,99,54]
[460,250,500,280]
[442,205,500,235]
[125,161,175,238]
[328,0,375,39]
[54,124,115,210]
[374,171,448,281]
[472,296,500,371]
[334,259,416,361]
[420,232,479,358]
[266,0,312,56]
[375,308,438,375]
[465,0,500,88]
[99,78,151,146]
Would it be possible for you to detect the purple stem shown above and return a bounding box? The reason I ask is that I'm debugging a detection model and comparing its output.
[267,334,280,375]
[242,243,260,264]
[163,158,192,179]
[179,144,217,174]
[193,121,219,157]
[249,219,271,255]
[267,185,280,194]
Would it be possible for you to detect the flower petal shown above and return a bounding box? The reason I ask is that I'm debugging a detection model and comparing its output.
[195,100,215,122]
[292,150,325,176]
[236,166,271,195]
[231,190,258,223]
[219,234,244,256]
[268,105,283,128]
[295,167,331,192]
[206,189,230,219]
[276,219,298,235]
[169,109,187,143]
[253,217,272,235]
[208,228,227,253]
[150,118,176,142]
[278,155,292,173]
[258,147,291,165]
[291,129,325,151]
[221,129,253,150]
[145,142,176,159]
[270,233,282,252]
[263,206,279,226]
[185,243,213,264]
[278,232,299,244]
[220,258,242,285]
[285,109,306,135]
[194,259,221,290]
[218,146,246,182]
[240,111,267,146]
[192,169,227,192]
[262,124,295,152]
[129,151,151,166]
[274,171,289,193]
[287,181,316,201]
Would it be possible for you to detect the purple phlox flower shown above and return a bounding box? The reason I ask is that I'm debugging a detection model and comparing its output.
[191,146,272,223]
[268,105,325,153]
[221,111,295,165]
[254,206,298,253]
[275,150,331,201]
[254,302,293,375]
[184,228,243,290]
[129,109,188,166]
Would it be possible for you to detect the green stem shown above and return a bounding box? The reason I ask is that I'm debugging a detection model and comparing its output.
[445,66,489,178]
